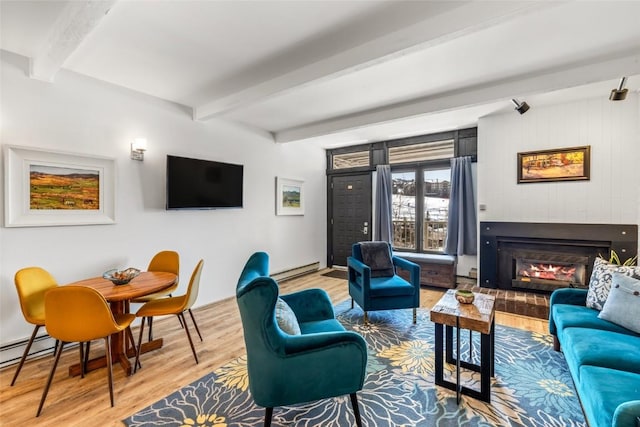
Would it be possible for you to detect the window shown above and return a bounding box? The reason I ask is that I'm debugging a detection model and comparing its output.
[389,140,454,164]
[423,168,450,251]
[392,171,416,250]
[392,166,451,253]
[332,151,369,169]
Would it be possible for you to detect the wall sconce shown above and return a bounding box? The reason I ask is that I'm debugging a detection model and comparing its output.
[131,138,147,161]
[511,98,530,115]
[609,77,628,101]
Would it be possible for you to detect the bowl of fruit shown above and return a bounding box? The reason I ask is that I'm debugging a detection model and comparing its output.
[103,268,140,285]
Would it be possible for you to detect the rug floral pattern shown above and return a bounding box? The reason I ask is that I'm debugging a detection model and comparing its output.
[124,302,585,427]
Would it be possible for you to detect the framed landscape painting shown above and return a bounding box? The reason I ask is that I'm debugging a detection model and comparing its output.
[518,145,590,184]
[276,177,304,215]
[4,145,116,227]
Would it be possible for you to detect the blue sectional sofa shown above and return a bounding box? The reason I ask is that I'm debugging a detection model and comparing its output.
[549,288,640,427]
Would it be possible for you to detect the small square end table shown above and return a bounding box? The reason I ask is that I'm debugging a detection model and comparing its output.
[430,289,496,403]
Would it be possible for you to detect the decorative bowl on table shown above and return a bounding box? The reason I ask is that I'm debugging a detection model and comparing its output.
[455,290,475,304]
[103,268,140,285]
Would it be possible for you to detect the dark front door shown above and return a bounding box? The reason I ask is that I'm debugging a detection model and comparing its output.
[328,173,372,267]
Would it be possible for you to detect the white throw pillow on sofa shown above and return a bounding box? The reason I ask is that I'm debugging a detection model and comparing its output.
[598,273,640,334]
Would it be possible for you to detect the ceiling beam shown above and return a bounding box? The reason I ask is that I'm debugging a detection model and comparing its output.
[274,51,640,143]
[193,1,558,121]
[29,0,117,82]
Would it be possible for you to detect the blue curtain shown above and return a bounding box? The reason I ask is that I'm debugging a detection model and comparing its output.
[374,165,393,243]
[445,156,477,255]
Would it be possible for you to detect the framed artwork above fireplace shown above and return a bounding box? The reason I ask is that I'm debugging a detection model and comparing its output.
[517,145,590,183]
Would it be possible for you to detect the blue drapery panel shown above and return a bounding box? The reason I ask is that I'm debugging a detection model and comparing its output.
[445,156,477,255]
[374,164,393,243]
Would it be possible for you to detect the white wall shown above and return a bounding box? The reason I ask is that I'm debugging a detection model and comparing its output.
[477,93,640,258]
[0,51,327,350]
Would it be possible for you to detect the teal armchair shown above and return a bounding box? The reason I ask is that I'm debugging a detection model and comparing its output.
[348,242,420,324]
[236,252,368,427]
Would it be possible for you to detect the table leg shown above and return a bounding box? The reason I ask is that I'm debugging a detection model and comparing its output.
[434,320,495,404]
[434,322,444,386]
[480,331,491,403]
[456,316,461,404]
[445,325,454,364]
[490,319,495,377]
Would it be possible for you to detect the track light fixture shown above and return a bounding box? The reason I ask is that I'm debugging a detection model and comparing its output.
[511,98,530,115]
[609,77,628,101]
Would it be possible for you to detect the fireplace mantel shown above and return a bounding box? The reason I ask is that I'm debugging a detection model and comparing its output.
[479,222,638,290]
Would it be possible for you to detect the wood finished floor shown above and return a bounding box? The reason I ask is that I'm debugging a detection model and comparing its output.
[0,269,548,426]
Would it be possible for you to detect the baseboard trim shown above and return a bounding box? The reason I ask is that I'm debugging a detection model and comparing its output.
[0,334,57,369]
[271,261,320,282]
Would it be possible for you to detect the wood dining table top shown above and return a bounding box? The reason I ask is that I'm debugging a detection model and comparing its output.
[66,271,178,302]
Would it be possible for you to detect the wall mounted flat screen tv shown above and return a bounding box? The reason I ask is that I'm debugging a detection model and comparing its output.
[166,155,243,210]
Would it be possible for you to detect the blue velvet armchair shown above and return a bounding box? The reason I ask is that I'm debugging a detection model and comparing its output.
[236,252,368,427]
[348,242,420,324]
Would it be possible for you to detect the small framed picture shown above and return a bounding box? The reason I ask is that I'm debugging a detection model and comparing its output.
[276,177,304,216]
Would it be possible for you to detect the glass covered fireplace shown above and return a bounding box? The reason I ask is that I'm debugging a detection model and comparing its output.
[479,222,638,293]
[512,251,588,292]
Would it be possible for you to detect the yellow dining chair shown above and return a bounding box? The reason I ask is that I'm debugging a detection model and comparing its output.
[12,267,59,386]
[130,251,180,341]
[37,286,136,417]
[134,259,204,370]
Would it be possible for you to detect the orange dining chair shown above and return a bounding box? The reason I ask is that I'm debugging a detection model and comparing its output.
[12,267,59,386]
[37,286,136,417]
[134,259,204,370]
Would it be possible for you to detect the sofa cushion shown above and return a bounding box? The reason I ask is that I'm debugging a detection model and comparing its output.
[369,275,415,297]
[552,304,638,337]
[598,273,640,334]
[577,366,640,427]
[275,297,301,335]
[586,257,640,311]
[562,328,640,378]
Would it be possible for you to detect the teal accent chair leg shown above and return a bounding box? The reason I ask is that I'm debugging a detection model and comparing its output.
[350,393,363,427]
[364,311,369,325]
[264,407,273,427]
[413,307,417,324]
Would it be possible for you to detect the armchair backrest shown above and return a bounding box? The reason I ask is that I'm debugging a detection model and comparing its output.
[236,252,287,403]
[352,242,365,261]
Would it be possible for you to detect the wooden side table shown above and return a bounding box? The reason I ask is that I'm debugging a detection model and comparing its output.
[430,289,496,403]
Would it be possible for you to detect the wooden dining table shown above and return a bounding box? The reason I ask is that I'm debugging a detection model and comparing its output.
[65,271,177,377]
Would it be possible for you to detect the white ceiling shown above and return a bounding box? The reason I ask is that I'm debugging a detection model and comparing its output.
[2,0,640,149]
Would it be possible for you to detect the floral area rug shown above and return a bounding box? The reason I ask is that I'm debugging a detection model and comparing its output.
[124,301,585,427]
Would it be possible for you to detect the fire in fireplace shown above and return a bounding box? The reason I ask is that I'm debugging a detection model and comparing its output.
[514,258,586,292]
